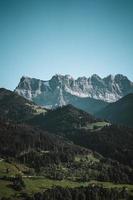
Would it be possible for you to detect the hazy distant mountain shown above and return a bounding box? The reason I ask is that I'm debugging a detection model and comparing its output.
[0,88,46,122]
[96,93,133,127]
[15,74,133,113]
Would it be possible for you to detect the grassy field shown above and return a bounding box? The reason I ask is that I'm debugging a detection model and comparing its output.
[0,160,21,176]
[0,177,133,198]
[0,177,89,198]
[24,177,86,194]
[0,160,32,177]
[75,153,99,163]
[24,178,133,193]
[84,121,110,131]
[0,180,16,197]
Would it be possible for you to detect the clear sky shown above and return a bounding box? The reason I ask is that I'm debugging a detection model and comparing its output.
[0,0,133,90]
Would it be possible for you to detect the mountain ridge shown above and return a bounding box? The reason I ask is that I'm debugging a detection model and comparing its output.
[15,74,133,111]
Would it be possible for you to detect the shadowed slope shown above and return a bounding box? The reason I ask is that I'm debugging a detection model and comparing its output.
[96,93,133,127]
[0,88,46,122]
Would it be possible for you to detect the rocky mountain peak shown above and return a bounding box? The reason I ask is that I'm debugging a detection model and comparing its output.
[114,74,128,81]
[104,74,114,81]
[15,74,133,109]
[91,74,102,80]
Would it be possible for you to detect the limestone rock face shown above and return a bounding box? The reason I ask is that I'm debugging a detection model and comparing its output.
[15,74,133,109]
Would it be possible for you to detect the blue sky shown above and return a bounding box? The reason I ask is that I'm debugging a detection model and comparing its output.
[0,0,133,90]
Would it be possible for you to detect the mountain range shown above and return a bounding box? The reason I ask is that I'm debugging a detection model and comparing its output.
[15,74,133,113]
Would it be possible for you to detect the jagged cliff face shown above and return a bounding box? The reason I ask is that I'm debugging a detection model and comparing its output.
[15,74,133,109]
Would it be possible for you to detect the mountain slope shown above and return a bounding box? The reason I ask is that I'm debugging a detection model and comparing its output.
[0,118,133,185]
[0,119,88,162]
[96,93,133,127]
[27,104,98,132]
[66,124,133,167]
[27,104,133,167]
[0,88,46,122]
[15,74,133,112]
[62,92,108,114]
